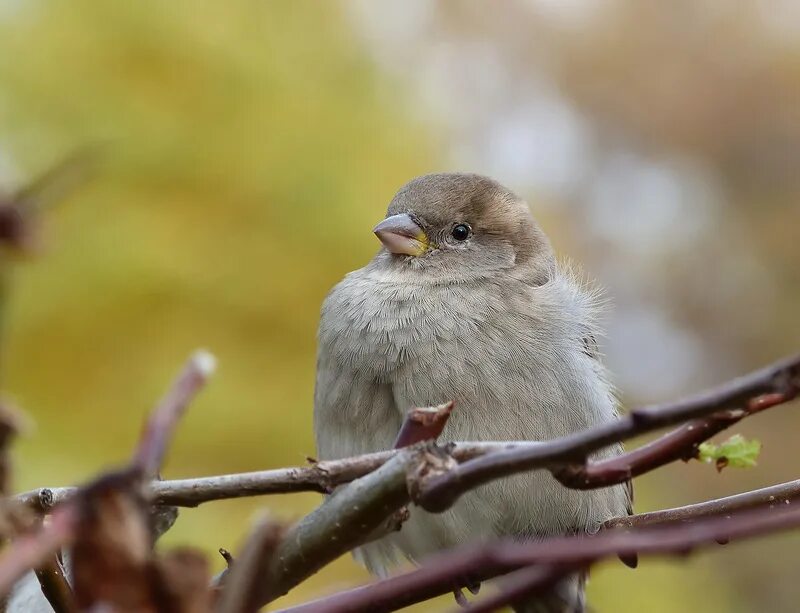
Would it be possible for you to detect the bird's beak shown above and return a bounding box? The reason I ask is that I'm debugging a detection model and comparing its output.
[373,213,429,256]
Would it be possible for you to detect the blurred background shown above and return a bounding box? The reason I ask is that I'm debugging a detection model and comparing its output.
[0,0,798,610]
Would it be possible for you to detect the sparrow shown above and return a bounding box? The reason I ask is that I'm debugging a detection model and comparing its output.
[314,173,630,612]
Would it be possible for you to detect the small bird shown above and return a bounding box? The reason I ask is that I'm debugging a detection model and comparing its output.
[314,173,630,612]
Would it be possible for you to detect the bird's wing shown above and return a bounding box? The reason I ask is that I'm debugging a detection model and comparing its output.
[313,351,402,461]
[314,351,406,576]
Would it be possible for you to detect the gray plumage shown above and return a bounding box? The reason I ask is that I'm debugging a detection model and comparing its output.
[314,173,630,612]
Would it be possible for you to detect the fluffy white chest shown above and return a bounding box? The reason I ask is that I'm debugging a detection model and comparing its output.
[314,267,629,571]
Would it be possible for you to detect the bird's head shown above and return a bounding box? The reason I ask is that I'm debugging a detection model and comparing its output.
[372,173,554,283]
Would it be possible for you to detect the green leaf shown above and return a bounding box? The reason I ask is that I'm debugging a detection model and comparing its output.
[697,434,761,472]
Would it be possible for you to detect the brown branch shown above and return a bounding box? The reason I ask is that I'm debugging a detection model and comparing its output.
[34,554,77,613]
[134,349,216,479]
[280,503,800,613]
[605,478,800,529]
[554,408,754,489]
[0,351,213,604]
[393,402,455,448]
[417,353,800,512]
[252,446,444,608]
[215,514,285,613]
[69,351,215,609]
[15,353,798,520]
[15,444,505,512]
[14,368,797,515]
[5,355,798,610]
[0,506,78,596]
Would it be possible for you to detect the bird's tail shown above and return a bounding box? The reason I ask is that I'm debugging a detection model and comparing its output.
[511,572,586,613]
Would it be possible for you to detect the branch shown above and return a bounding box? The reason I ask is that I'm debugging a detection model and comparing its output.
[0,351,214,603]
[16,444,503,512]
[133,349,216,479]
[251,446,445,607]
[554,406,763,489]
[16,355,799,517]
[34,554,77,613]
[417,353,800,512]
[280,503,800,613]
[393,402,454,448]
[215,514,285,613]
[6,355,798,609]
[605,478,800,529]
[0,506,77,596]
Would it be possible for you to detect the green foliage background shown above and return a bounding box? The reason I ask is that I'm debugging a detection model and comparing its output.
[0,0,439,606]
[0,1,783,610]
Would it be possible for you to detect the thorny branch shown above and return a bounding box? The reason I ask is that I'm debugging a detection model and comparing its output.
[231,355,800,609]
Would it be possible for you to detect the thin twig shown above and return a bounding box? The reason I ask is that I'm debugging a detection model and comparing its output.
[0,147,99,253]
[393,402,455,448]
[604,478,800,529]
[134,349,216,479]
[15,444,508,512]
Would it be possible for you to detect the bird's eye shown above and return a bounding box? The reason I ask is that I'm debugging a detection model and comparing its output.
[451,223,471,241]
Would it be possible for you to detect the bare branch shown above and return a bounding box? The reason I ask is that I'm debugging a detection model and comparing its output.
[215,514,285,613]
[134,350,216,479]
[417,353,800,512]
[0,351,213,605]
[254,446,443,608]
[393,402,455,448]
[605,478,800,529]
[281,503,800,613]
[15,444,506,512]
[13,353,796,524]
[4,354,798,611]
[0,506,77,596]
[34,554,77,613]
